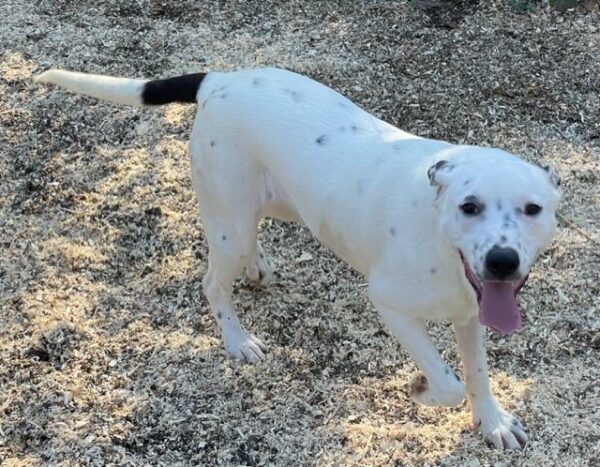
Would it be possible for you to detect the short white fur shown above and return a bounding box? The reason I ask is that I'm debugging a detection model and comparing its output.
[35,66,561,450]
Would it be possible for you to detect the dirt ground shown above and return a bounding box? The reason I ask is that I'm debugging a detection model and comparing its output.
[1,0,599,465]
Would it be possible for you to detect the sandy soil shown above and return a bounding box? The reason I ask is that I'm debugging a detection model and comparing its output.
[1,0,599,465]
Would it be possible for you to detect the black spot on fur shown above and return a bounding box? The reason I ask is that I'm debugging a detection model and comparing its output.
[445,368,450,375]
[217,312,222,319]
[316,135,327,145]
[258,270,264,281]
[464,179,472,185]
[267,190,273,200]
[503,213,516,230]
[455,373,460,381]
[259,253,264,259]
[142,72,206,105]
[350,124,361,133]
[220,93,227,99]
[500,235,507,243]
[389,227,396,236]
[430,268,437,275]
[477,368,483,373]
[210,140,215,147]
[496,200,503,211]
[222,235,227,241]
[252,77,263,86]
[283,88,301,102]
[207,86,225,94]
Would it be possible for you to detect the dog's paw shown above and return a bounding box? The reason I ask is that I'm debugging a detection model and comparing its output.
[409,370,465,407]
[245,249,273,286]
[474,401,528,450]
[223,329,267,364]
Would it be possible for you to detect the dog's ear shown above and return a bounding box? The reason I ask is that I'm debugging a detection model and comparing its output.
[428,160,454,193]
[540,164,561,190]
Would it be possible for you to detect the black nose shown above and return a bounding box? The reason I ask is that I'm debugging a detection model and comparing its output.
[485,246,520,280]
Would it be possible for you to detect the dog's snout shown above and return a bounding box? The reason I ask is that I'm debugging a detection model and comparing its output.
[485,246,520,280]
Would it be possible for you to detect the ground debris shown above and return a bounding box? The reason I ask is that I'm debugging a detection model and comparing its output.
[0,1,598,465]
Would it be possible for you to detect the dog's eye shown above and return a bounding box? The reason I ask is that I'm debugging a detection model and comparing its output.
[460,202,481,216]
[524,203,542,216]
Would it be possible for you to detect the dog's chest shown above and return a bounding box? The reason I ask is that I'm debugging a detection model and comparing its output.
[369,239,478,320]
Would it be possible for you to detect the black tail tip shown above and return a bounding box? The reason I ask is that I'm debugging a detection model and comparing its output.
[141,72,206,105]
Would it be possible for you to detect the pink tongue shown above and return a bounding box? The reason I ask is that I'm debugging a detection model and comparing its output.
[479,282,522,335]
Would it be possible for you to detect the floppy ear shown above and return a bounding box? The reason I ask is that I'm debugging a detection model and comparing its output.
[427,160,455,193]
[541,164,561,190]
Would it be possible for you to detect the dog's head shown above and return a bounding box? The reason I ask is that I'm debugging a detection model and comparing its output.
[428,147,561,334]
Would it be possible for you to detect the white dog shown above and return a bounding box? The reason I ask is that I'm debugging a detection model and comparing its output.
[35,67,561,449]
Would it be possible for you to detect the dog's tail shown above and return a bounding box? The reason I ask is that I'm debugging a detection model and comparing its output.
[34,69,206,106]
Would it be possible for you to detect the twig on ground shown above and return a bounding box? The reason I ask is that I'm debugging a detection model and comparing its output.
[558,212,599,245]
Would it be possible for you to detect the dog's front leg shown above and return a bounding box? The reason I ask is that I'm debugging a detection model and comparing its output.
[375,308,465,407]
[453,317,528,449]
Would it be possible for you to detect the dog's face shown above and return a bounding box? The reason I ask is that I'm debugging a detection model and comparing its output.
[429,149,561,283]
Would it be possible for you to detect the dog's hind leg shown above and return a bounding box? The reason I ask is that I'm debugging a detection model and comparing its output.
[190,124,268,362]
[245,240,274,286]
[201,216,268,363]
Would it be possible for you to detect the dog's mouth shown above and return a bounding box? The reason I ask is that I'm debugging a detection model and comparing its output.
[459,251,528,336]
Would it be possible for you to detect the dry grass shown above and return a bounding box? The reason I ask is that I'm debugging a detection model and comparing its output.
[1,0,599,465]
